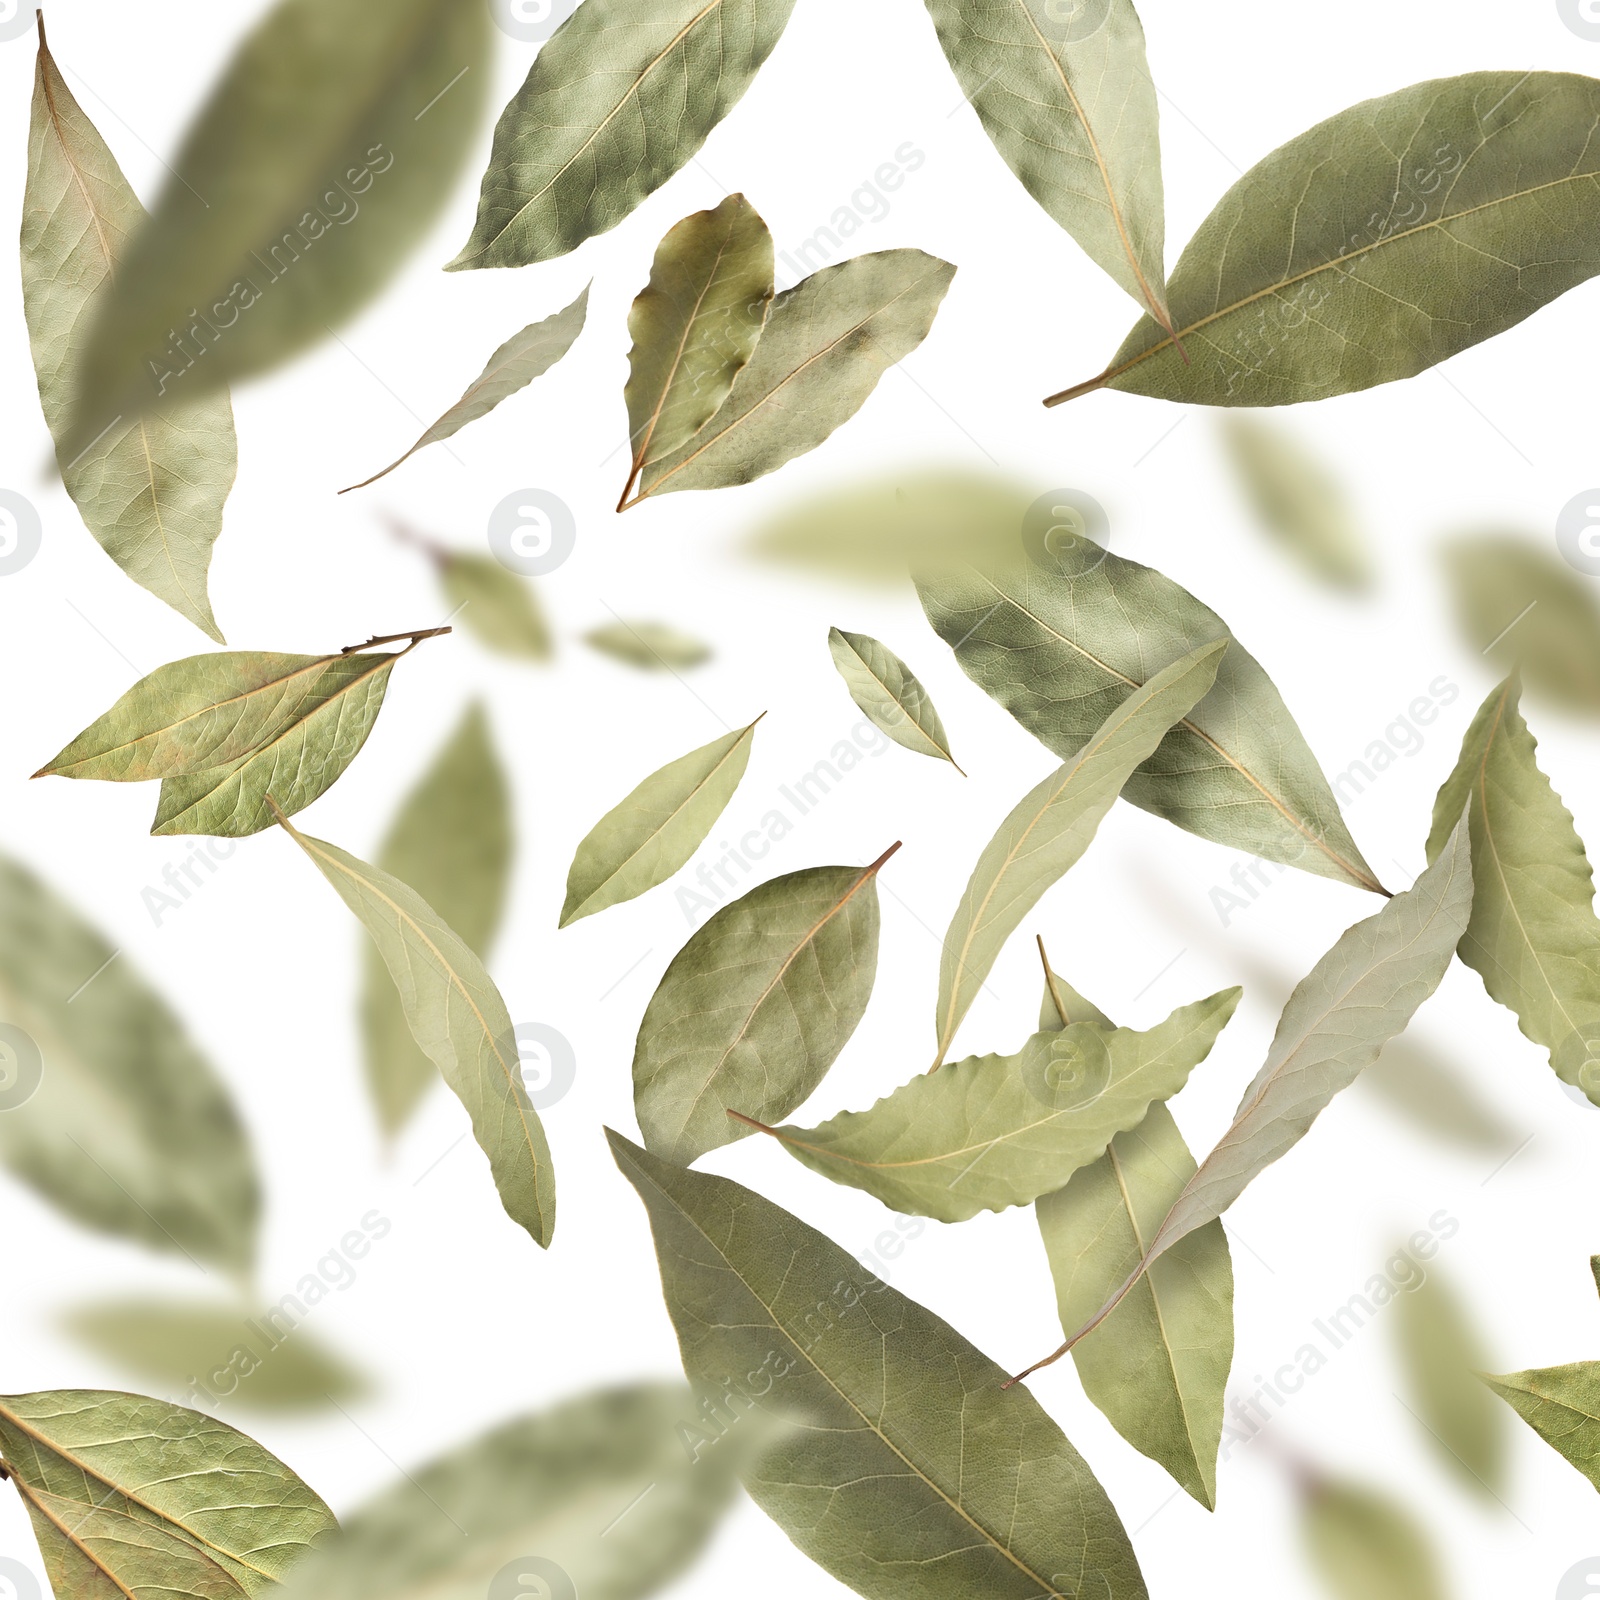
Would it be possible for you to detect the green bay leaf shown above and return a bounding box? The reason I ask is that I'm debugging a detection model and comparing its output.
[1300,1479,1447,1600]
[828,628,961,771]
[441,555,553,661]
[1483,1362,1600,1492]
[584,621,711,670]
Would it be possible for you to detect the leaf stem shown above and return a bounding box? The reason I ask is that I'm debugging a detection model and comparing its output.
[339,625,452,656]
[1037,936,1070,1029]
[1043,368,1112,408]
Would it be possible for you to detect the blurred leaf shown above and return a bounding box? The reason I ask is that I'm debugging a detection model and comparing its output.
[621,196,773,507]
[917,541,1385,893]
[450,0,797,270]
[584,621,711,670]
[631,252,956,503]
[362,704,511,1137]
[1300,1477,1447,1600]
[0,1388,335,1596]
[1221,416,1372,592]
[1427,678,1600,1101]
[1358,1037,1519,1155]
[441,555,552,660]
[0,851,257,1276]
[935,640,1225,1064]
[634,851,891,1165]
[276,812,554,1248]
[562,718,760,928]
[60,1299,371,1414]
[22,22,235,643]
[923,0,1169,326]
[65,0,491,446]
[827,628,961,771]
[608,1131,1151,1600]
[1050,73,1600,408]
[1442,536,1600,716]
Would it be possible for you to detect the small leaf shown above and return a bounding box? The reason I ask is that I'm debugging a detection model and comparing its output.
[634,849,894,1166]
[632,251,956,502]
[754,989,1239,1222]
[621,197,774,507]
[362,704,512,1137]
[343,286,590,491]
[584,621,711,670]
[562,718,760,928]
[607,1131,1151,1600]
[22,21,236,642]
[1483,1363,1600,1492]
[827,629,961,770]
[450,0,798,270]
[441,555,553,660]
[275,809,554,1247]
[1300,1478,1448,1600]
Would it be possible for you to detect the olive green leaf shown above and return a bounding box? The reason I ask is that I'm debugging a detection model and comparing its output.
[0,851,258,1277]
[607,1131,1150,1600]
[750,988,1239,1222]
[1221,416,1373,592]
[450,0,798,271]
[342,286,590,492]
[271,1383,760,1600]
[1426,679,1600,1101]
[440,554,553,660]
[60,1298,371,1414]
[64,0,491,449]
[22,21,236,644]
[828,628,961,771]
[362,704,512,1138]
[274,808,554,1248]
[935,639,1226,1064]
[1299,1478,1447,1600]
[562,718,760,928]
[1047,72,1600,408]
[632,251,957,503]
[1013,819,1471,1384]
[620,196,774,508]
[917,541,1384,893]
[1391,1263,1507,1497]
[0,1388,336,1596]
[584,621,712,670]
[1442,536,1600,716]
[922,0,1170,329]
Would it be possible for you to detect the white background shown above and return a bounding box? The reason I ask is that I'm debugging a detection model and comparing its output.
[2,1,1599,1596]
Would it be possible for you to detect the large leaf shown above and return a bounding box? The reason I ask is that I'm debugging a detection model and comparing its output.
[562,719,760,927]
[935,638,1225,1063]
[0,851,257,1276]
[450,0,797,270]
[0,1389,335,1596]
[361,704,512,1137]
[922,0,1170,327]
[1047,72,1600,408]
[22,22,236,643]
[269,1382,754,1600]
[620,196,773,508]
[827,629,961,771]
[917,542,1383,892]
[751,989,1239,1222]
[65,0,491,447]
[276,811,553,1247]
[1426,679,1600,1100]
[607,1131,1150,1600]
[633,849,893,1165]
[632,251,956,502]
[1300,1479,1447,1600]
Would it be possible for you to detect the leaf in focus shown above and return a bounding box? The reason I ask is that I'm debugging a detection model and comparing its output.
[277,813,554,1247]
[607,1130,1151,1600]
[1483,1360,1600,1492]
[634,851,892,1165]
[1300,1478,1447,1600]
[584,621,712,670]
[621,196,774,506]
[935,639,1225,1062]
[1426,678,1600,1102]
[440,554,553,660]
[0,850,258,1276]
[65,0,491,447]
[828,628,961,770]
[362,704,512,1137]
[0,1388,336,1596]
[1050,72,1600,408]
[917,539,1383,892]
[922,0,1169,326]
[633,251,956,502]
[761,989,1239,1221]
[562,719,759,928]
[1038,949,1113,1030]
[22,23,236,644]
[343,286,590,490]
[1221,416,1373,592]
[450,0,797,270]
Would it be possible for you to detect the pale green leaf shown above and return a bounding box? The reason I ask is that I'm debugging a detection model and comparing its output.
[1038,946,1113,1030]
[584,621,711,670]
[1483,1362,1600,1492]
[827,628,961,771]
[441,555,553,660]
[1300,1479,1447,1600]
